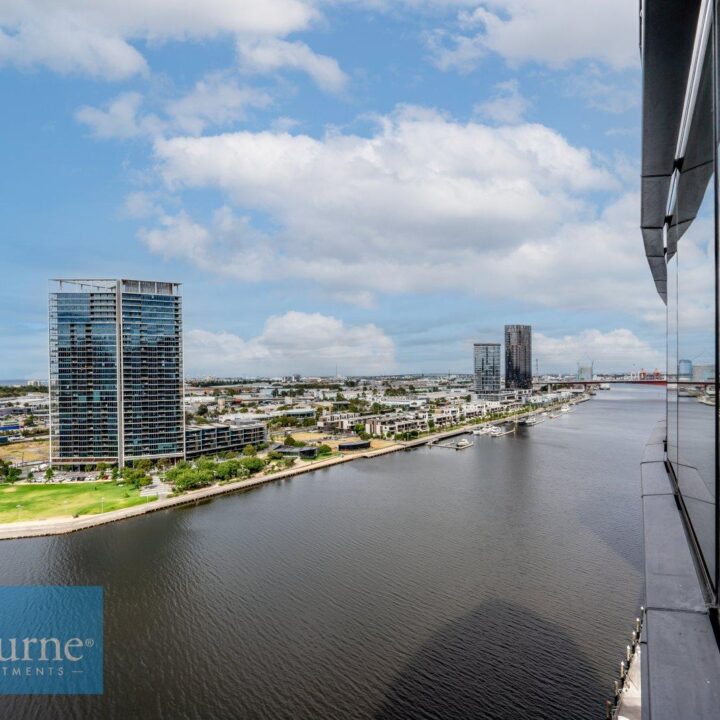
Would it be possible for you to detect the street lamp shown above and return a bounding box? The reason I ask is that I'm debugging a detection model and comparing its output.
[15,504,22,522]
[100,496,105,513]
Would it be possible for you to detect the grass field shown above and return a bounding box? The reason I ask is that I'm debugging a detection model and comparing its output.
[0,482,155,523]
[0,439,49,465]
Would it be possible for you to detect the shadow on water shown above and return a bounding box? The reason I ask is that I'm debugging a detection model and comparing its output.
[374,598,607,720]
[573,485,645,577]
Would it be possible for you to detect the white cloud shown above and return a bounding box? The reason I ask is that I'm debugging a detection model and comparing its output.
[142,106,646,313]
[474,79,529,123]
[430,0,638,72]
[165,75,272,135]
[140,211,214,267]
[76,92,162,138]
[534,329,664,375]
[236,37,349,93]
[154,105,614,250]
[565,65,640,115]
[76,75,271,139]
[122,191,164,219]
[0,0,319,79]
[186,312,396,375]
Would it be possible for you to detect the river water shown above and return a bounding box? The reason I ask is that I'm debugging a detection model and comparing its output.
[3,385,660,719]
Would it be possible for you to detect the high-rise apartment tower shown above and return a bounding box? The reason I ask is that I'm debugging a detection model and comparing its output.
[49,279,184,466]
[473,343,501,395]
[504,325,532,390]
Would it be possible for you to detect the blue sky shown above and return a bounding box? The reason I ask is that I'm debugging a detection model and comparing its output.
[0,1,679,378]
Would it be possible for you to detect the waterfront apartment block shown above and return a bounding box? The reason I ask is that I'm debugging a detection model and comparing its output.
[364,412,429,438]
[473,343,501,395]
[185,422,267,459]
[504,325,532,390]
[49,279,184,466]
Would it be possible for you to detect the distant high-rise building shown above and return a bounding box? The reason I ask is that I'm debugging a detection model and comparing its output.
[577,363,593,382]
[49,279,184,466]
[504,325,532,389]
[474,343,501,394]
[678,359,693,380]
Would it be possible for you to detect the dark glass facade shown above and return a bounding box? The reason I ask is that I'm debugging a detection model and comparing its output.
[504,324,532,390]
[639,5,720,712]
[49,279,184,466]
[641,0,720,600]
[49,286,119,462]
[121,282,184,461]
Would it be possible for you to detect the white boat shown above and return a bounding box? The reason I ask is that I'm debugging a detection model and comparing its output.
[455,438,473,449]
[490,425,515,437]
[472,427,491,435]
[560,404,570,413]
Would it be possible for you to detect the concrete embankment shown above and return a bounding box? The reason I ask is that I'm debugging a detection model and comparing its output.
[0,396,588,541]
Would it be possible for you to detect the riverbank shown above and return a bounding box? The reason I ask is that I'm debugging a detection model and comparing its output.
[0,395,589,540]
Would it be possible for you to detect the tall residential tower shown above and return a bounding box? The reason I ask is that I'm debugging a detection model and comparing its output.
[504,324,532,390]
[49,279,184,466]
[473,343,501,395]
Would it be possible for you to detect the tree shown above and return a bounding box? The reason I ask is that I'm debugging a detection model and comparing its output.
[44,467,54,482]
[283,435,298,447]
[24,414,35,427]
[317,444,332,456]
[197,404,208,417]
[239,457,265,474]
[5,467,21,484]
[242,444,257,457]
[135,459,153,473]
[122,467,151,489]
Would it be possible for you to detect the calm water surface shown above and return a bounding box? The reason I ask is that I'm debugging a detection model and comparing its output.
[3,386,659,719]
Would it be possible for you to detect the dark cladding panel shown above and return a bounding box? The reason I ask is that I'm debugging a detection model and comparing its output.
[641,0,704,299]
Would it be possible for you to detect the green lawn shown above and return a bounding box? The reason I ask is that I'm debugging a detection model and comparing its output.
[0,482,155,523]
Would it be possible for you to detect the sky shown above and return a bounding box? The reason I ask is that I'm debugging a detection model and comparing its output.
[0,0,703,378]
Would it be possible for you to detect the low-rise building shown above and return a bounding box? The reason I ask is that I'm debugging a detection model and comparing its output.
[185,422,267,459]
[318,412,361,430]
[365,412,429,438]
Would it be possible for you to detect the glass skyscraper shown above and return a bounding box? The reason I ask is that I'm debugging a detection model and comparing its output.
[504,325,532,390]
[473,343,501,395]
[49,279,184,466]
